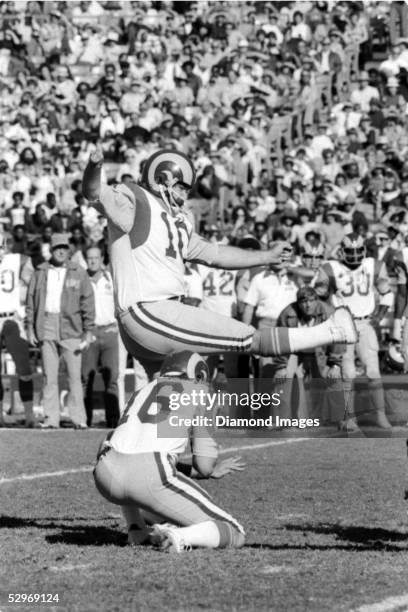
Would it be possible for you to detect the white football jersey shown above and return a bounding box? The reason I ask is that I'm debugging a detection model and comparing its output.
[197,264,237,317]
[109,379,217,459]
[183,264,203,301]
[0,253,21,315]
[97,183,217,311]
[327,258,377,317]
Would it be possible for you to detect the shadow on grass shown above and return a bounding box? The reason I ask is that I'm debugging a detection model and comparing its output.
[46,528,127,546]
[0,515,127,546]
[246,523,408,552]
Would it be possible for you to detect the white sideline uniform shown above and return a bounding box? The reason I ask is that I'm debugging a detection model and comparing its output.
[314,258,393,380]
[197,264,237,318]
[93,378,244,532]
[93,183,255,366]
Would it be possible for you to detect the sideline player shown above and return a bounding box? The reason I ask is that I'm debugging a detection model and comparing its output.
[82,147,357,377]
[93,351,246,553]
[0,233,35,427]
[314,233,393,430]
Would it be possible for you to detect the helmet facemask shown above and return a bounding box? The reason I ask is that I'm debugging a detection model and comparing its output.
[302,252,324,270]
[157,170,190,209]
[301,243,324,270]
[339,233,366,268]
[340,245,365,268]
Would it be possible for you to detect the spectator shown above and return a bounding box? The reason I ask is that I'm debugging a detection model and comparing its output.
[82,246,120,428]
[26,233,95,429]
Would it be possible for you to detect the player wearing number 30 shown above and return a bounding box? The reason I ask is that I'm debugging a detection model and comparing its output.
[314,233,393,430]
[83,148,358,377]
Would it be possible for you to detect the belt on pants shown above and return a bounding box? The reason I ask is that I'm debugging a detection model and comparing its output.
[138,295,184,305]
[96,323,118,332]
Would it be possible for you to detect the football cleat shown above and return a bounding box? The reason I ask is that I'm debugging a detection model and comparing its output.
[338,417,361,433]
[328,306,358,344]
[338,233,366,268]
[160,351,209,382]
[150,524,191,554]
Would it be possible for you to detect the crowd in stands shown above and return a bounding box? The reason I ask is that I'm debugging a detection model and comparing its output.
[2,0,408,427]
[0,0,405,262]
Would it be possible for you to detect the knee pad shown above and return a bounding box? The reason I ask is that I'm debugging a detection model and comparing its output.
[18,377,33,403]
[215,521,245,549]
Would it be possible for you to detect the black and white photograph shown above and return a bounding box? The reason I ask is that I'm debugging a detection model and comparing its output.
[1,1,408,611]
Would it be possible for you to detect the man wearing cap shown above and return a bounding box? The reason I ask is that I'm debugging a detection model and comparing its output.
[26,234,95,429]
[350,71,379,112]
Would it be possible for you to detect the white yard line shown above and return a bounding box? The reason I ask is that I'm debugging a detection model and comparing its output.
[0,438,310,485]
[218,437,310,454]
[49,563,93,573]
[0,466,92,484]
[353,593,408,612]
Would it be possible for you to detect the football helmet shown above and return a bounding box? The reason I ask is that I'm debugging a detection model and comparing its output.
[338,233,366,267]
[160,351,209,383]
[386,343,405,372]
[301,242,324,270]
[141,149,196,209]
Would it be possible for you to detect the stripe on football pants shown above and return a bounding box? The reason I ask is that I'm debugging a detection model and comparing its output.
[129,304,253,352]
[154,452,244,533]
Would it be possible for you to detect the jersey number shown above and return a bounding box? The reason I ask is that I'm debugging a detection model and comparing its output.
[203,271,234,297]
[138,381,184,424]
[341,272,371,297]
[0,270,15,293]
[161,212,189,260]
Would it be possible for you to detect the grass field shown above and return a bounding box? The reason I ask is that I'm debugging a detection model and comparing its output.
[1,429,408,612]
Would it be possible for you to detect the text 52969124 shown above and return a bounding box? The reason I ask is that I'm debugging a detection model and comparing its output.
[7,594,59,604]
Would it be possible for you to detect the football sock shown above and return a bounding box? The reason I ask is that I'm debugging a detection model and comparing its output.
[175,521,221,548]
[367,379,386,414]
[19,378,33,403]
[176,521,245,549]
[253,315,351,356]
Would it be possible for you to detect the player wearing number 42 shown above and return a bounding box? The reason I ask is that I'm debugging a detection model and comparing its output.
[313,233,393,430]
[83,148,358,378]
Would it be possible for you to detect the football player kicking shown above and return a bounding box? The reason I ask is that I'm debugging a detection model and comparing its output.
[314,233,393,430]
[0,233,35,427]
[82,147,357,378]
[93,351,246,553]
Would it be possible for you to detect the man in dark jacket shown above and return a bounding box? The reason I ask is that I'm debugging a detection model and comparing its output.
[26,234,95,429]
